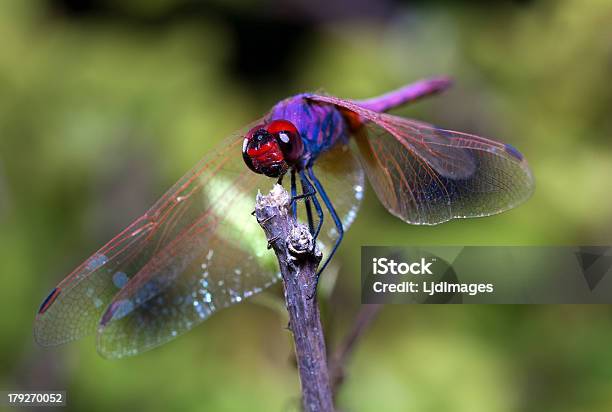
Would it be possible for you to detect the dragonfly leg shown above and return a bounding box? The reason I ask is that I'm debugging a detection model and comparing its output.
[299,170,324,240]
[290,188,316,202]
[290,175,316,202]
[307,167,343,299]
[290,169,297,218]
[300,175,315,235]
[289,169,318,219]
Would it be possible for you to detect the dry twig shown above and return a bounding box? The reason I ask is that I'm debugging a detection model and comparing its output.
[254,184,334,412]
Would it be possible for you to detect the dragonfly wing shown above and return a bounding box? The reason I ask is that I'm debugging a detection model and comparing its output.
[96,166,279,358]
[34,120,277,347]
[308,95,534,225]
[97,140,365,358]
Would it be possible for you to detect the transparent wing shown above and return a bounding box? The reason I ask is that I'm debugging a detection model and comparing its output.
[95,162,278,358]
[34,120,277,346]
[309,95,534,225]
[96,140,364,358]
[36,108,365,358]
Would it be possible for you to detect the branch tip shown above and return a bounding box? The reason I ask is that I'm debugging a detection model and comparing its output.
[255,184,290,213]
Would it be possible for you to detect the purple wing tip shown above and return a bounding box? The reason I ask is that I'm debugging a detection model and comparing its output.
[504,143,524,161]
[38,287,61,315]
[100,302,118,327]
[100,299,135,327]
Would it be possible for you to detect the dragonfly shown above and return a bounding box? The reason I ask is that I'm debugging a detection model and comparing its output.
[35,77,534,358]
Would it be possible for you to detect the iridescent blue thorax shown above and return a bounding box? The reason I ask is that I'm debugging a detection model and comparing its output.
[266,94,349,168]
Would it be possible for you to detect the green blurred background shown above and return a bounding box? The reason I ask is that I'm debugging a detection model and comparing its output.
[1,0,612,411]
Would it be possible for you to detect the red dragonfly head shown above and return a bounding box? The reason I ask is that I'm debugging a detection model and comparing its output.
[242,120,304,177]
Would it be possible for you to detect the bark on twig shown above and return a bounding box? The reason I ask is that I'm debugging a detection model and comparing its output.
[254,184,334,412]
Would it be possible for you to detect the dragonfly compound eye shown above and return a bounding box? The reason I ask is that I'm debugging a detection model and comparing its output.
[266,120,304,166]
[242,126,288,178]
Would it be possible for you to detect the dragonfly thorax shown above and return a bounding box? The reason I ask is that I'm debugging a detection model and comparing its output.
[242,120,304,178]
